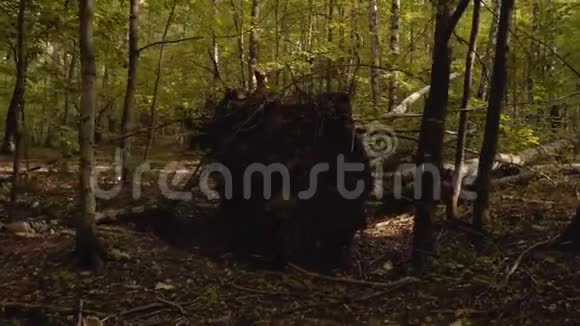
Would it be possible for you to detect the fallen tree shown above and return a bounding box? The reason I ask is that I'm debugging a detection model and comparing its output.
[201,80,373,269]
[447,138,576,184]
[377,138,578,201]
[387,72,463,115]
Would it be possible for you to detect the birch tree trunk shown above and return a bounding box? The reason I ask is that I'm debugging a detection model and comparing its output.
[368,0,381,111]
[120,0,139,184]
[77,0,102,269]
[473,0,514,229]
[448,0,481,220]
[388,0,400,112]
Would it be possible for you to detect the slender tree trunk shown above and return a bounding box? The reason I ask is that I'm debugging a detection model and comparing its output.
[231,0,245,89]
[280,0,290,87]
[477,0,499,100]
[511,27,518,115]
[409,11,416,66]
[473,0,514,229]
[306,0,315,93]
[120,0,139,184]
[447,0,481,220]
[388,0,400,111]
[347,0,361,96]
[63,50,76,125]
[209,0,220,97]
[336,3,346,91]
[9,129,22,220]
[413,0,470,271]
[95,64,110,144]
[77,0,102,269]
[274,0,280,87]
[544,1,556,108]
[326,0,334,92]
[526,1,540,104]
[143,0,177,160]
[248,0,260,90]
[368,0,381,111]
[210,0,219,81]
[5,0,26,219]
[2,0,26,154]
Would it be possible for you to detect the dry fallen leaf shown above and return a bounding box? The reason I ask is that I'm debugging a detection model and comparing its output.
[155,282,175,290]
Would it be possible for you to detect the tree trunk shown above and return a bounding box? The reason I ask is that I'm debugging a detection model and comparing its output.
[388,0,400,112]
[477,0,499,100]
[326,0,335,93]
[63,50,76,125]
[447,0,481,220]
[208,0,221,105]
[473,0,514,229]
[210,0,220,83]
[144,0,177,161]
[77,0,102,269]
[248,0,260,90]
[2,0,26,154]
[368,0,381,111]
[231,0,245,89]
[336,3,346,91]
[120,0,139,184]
[274,0,280,87]
[413,0,470,271]
[8,119,22,221]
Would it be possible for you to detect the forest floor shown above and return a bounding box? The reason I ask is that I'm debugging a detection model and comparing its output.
[0,148,579,325]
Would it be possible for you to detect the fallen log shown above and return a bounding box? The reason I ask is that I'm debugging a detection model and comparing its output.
[452,138,576,182]
[387,72,463,115]
[377,139,578,202]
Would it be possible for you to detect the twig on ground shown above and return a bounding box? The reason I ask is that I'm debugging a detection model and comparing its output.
[503,235,560,285]
[101,302,166,322]
[288,263,420,289]
[102,295,203,323]
[157,296,187,315]
[230,283,293,296]
[230,282,342,299]
[278,274,419,316]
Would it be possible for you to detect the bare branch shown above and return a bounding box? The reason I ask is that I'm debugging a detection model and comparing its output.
[138,30,250,53]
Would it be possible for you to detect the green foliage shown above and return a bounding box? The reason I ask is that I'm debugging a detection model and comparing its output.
[0,0,576,153]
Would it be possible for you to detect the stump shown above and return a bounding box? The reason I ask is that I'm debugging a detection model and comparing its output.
[203,86,373,268]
